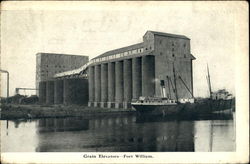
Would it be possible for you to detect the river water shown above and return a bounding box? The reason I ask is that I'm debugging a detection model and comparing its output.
[1,113,235,152]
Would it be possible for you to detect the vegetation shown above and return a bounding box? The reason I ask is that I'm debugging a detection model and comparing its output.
[0,94,39,104]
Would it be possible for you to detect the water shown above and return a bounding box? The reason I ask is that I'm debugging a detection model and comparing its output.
[0,114,235,152]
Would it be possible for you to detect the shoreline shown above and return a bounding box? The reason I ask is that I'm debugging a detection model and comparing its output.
[0,103,234,121]
[0,104,136,120]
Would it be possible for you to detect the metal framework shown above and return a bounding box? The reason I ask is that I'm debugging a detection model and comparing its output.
[15,88,38,95]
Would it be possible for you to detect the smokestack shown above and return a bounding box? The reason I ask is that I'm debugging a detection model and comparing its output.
[160,80,166,98]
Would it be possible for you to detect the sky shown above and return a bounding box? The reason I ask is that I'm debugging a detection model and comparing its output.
[0,1,248,97]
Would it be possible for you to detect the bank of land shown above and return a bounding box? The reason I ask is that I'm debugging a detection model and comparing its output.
[0,104,135,120]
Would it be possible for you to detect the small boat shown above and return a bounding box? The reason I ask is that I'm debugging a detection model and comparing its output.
[131,63,234,116]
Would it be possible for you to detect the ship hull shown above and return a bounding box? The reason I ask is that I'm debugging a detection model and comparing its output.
[132,99,234,116]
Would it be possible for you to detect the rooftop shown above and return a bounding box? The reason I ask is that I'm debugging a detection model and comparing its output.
[36,52,88,58]
[146,31,190,40]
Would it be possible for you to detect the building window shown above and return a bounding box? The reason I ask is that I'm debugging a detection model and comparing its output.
[172,43,174,46]
[184,54,186,58]
[132,49,137,54]
[172,54,175,57]
[159,40,162,44]
[160,52,163,56]
[184,43,186,47]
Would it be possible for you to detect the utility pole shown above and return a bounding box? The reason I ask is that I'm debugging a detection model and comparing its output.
[0,69,9,99]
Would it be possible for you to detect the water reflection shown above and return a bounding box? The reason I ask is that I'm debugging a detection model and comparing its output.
[194,120,235,151]
[37,118,89,132]
[1,113,235,152]
[1,120,38,152]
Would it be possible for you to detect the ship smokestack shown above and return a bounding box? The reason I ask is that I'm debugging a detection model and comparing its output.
[160,80,166,98]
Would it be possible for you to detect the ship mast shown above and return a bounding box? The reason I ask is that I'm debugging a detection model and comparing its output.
[206,64,212,99]
[166,76,172,99]
[173,63,179,102]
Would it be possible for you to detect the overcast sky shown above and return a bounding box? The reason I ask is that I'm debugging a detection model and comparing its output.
[0,1,248,97]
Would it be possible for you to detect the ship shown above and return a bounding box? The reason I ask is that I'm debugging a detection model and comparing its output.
[131,64,234,116]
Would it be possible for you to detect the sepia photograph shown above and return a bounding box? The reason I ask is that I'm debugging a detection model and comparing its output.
[0,1,248,163]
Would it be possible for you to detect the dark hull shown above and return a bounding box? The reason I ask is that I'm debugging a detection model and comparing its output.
[132,99,234,116]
